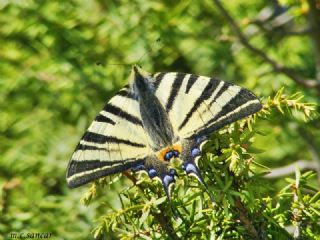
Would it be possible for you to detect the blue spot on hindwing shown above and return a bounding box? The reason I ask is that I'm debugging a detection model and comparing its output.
[185,162,197,174]
[191,148,201,157]
[148,168,157,178]
[163,175,174,187]
[164,151,174,161]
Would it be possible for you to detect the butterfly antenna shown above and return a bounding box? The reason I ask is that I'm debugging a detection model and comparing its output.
[137,37,161,66]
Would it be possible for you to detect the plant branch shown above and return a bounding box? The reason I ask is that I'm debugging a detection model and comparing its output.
[153,207,180,240]
[248,22,313,37]
[235,198,259,239]
[265,160,319,178]
[123,171,138,185]
[278,28,313,36]
[211,0,320,92]
[124,172,179,240]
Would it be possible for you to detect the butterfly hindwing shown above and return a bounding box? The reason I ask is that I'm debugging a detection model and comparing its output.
[149,71,261,201]
[152,72,261,139]
[66,86,149,188]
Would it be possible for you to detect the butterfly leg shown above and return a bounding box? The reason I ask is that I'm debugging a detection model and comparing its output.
[181,137,214,202]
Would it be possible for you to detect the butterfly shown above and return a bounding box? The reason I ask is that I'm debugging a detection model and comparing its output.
[66,65,262,200]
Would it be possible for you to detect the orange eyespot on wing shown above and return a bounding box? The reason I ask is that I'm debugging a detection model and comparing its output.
[157,143,182,162]
[172,143,182,154]
[157,147,171,161]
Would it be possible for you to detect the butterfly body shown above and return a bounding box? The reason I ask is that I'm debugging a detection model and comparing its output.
[67,65,262,200]
[133,67,176,151]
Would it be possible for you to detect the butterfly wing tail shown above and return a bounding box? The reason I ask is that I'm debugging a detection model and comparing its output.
[181,138,215,202]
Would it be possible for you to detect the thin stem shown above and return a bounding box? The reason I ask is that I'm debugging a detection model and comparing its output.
[235,198,259,239]
[265,160,319,178]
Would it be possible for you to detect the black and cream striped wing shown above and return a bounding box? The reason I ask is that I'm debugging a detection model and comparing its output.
[66,87,149,188]
[152,72,262,139]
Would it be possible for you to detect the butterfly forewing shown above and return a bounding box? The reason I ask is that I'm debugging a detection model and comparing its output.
[67,86,149,188]
[152,72,261,139]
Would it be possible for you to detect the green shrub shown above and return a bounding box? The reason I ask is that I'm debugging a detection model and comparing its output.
[85,89,319,239]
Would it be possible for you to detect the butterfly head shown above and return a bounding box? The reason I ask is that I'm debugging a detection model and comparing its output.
[131,65,152,91]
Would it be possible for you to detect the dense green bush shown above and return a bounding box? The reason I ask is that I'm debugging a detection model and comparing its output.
[0,0,319,239]
[84,89,319,239]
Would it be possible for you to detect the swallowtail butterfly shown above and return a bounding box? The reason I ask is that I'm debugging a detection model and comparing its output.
[66,65,262,200]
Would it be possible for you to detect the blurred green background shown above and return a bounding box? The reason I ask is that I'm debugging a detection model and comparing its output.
[0,0,319,239]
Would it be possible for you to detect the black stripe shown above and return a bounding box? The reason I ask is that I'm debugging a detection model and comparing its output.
[83,132,107,144]
[186,92,261,139]
[82,131,146,147]
[75,143,106,151]
[67,158,145,188]
[67,158,144,177]
[188,101,261,140]
[68,160,125,174]
[103,104,143,126]
[208,81,230,107]
[178,78,220,131]
[95,114,116,124]
[165,73,185,112]
[75,143,134,152]
[202,89,261,132]
[154,72,166,91]
[117,88,136,100]
[186,74,199,94]
[105,136,146,147]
